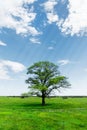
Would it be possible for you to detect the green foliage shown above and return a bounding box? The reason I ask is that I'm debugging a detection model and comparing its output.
[26,61,70,105]
[21,92,32,98]
[21,92,29,97]
[0,97,87,130]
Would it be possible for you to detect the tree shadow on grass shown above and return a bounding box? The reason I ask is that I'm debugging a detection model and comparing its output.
[18,101,76,111]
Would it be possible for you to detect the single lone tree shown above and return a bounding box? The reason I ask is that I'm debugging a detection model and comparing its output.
[26,61,70,105]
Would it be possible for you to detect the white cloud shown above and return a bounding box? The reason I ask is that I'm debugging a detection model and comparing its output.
[0,0,41,36]
[2,60,26,73]
[60,0,87,36]
[58,59,70,66]
[0,0,87,36]
[43,0,87,36]
[48,46,54,50]
[30,37,41,44]
[47,13,59,24]
[43,0,57,11]
[0,67,10,80]
[0,41,7,46]
[0,60,26,80]
[42,0,59,24]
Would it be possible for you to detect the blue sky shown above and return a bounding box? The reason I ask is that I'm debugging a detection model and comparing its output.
[0,0,87,96]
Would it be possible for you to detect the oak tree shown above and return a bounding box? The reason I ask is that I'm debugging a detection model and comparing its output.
[26,61,70,105]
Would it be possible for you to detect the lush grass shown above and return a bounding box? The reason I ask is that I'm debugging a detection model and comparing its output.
[0,97,87,130]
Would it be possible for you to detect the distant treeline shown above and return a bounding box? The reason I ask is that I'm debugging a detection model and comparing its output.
[1,96,87,98]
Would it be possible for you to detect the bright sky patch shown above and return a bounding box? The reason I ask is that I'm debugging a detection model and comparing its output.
[0,0,87,96]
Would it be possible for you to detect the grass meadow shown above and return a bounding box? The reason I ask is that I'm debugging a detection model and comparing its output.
[0,97,87,130]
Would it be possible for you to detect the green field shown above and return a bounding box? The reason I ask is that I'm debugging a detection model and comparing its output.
[0,97,87,130]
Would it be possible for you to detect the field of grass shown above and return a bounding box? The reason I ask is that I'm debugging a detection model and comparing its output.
[0,97,87,130]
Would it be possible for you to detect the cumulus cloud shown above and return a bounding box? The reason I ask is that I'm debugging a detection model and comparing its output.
[58,59,70,66]
[0,0,87,36]
[42,0,59,24]
[30,37,41,44]
[43,0,87,36]
[0,0,41,36]
[60,0,87,36]
[0,60,26,80]
[43,0,57,11]
[47,13,59,24]
[0,41,7,46]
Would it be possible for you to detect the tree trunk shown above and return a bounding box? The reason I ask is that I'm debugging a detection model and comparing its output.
[42,92,45,106]
[42,96,45,106]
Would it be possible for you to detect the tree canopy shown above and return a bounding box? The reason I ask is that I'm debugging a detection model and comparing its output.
[26,61,70,105]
